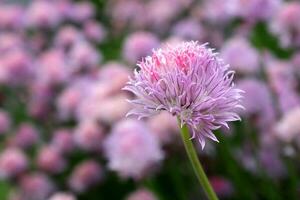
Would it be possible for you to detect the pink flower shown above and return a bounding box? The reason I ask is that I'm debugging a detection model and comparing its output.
[0,148,28,179]
[237,79,276,130]
[48,192,76,200]
[74,120,104,152]
[68,2,95,23]
[104,119,164,179]
[54,26,82,48]
[124,41,243,148]
[233,0,281,22]
[220,37,260,74]
[83,20,106,43]
[0,4,24,30]
[275,107,300,143]
[291,52,300,76]
[209,176,234,198]
[270,2,300,47]
[75,82,114,121]
[11,123,39,149]
[0,49,32,85]
[0,33,23,53]
[171,18,205,41]
[68,160,103,193]
[265,59,300,114]
[109,0,146,30]
[122,31,160,64]
[98,62,131,94]
[96,94,132,124]
[51,129,74,155]
[259,147,286,178]
[36,146,66,174]
[28,82,53,118]
[26,1,61,28]
[69,41,101,71]
[35,49,70,85]
[147,111,179,144]
[202,0,236,23]
[19,173,55,200]
[126,189,158,200]
[57,79,93,120]
[146,0,188,30]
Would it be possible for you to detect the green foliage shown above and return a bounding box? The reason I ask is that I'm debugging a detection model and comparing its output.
[250,22,295,59]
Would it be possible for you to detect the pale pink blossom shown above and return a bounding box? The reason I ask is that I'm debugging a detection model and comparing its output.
[104,119,164,179]
[123,31,160,64]
[11,123,39,148]
[48,192,76,200]
[0,148,28,179]
[275,107,300,142]
[26,1,61,28]
[74,120,104,152]
[68,160,103,193]
[36,146,66,174]
[126,189,158,200]
[221,37,260,74]
[19,173,55,200]
[147,112,179,144]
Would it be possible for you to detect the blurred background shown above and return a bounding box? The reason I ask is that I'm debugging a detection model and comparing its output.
[0,0,299,199]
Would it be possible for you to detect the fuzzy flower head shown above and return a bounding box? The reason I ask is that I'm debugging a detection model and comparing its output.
[124,41,243,149]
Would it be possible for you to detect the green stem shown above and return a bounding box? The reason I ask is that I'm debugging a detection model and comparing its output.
[178,121,219,200]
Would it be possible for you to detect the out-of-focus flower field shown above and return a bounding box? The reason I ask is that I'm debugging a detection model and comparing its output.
[0,0,300,199]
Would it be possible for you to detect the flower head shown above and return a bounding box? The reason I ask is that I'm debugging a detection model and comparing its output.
[104,119,163,179]
[126,188,158,200]
[124,41,243,148]
[19,173,55,200]
[209,176,234,198]
[237,79,275,130]
[48,192,76,200]
[220,37,260,74]
[68,160,103,193]
[0,148,28,179]
[36,146,66,174]
[12,123,39,149]
[122,31,160,64]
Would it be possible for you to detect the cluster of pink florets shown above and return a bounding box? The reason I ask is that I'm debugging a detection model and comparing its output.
[125,41,243,148]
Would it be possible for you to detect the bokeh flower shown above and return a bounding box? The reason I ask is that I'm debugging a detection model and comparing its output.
[48,192,76,200]
[104,119,164,179]
[275,107,300,142]
[124,41,243,148]
[68,160,103,193]
[209,176,234,198]
[147,111,179,144]
[50,129,74,155]
[0,148,28,179]
[122,31,160,64]
[10,123,39,149]
[237,79,276,131]
[126,188,158,200]
[36,146,66,174]
[19,172,55,200]
[73,120,104,152]
[220,37,260,74]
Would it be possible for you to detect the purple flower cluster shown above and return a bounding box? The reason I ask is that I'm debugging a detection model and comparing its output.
[124,41,243,148]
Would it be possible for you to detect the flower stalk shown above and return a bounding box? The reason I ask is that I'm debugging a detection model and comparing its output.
[178,119,219,200]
